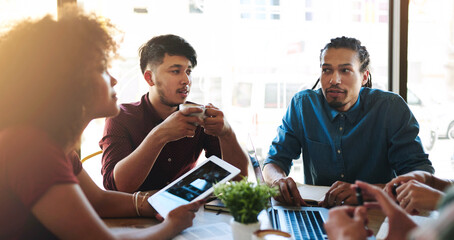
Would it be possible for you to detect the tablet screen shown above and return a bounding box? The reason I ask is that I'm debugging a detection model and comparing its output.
[148,156,240,218]
[165,160,230,201]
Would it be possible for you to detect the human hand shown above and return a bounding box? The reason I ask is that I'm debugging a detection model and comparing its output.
[157,108,204,142]
[324,206,372,240]
[139,193,164,221]
[163,200,203,237]
[355,181,417,240]
[384,171,432,197]
[320,181,356,208]
[271,177,306,206]
[409,202,454,240]
[395,180,444,214]
[202,103,231,137]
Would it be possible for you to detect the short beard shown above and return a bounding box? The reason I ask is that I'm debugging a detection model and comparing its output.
[158,94,179,107]
[327,100,346,109]
[155,80,182,108]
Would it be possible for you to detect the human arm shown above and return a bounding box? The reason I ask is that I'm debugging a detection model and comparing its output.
[262,93,311,206]
[32,183,201,240]
[355,181,417,240]
[410,186,454,240]
[394,180,445,214]
[324,206,371,240]
[386,95,434,176]
[263,163,306,206]
[320,182,385,208]
[409,202,454,240]
[202,103,248,178]
[109,107,204,192]
[78,168,160,219]
[385,170,453,195]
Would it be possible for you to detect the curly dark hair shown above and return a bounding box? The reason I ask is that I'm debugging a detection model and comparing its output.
[139,34,197,73]
[320,36,372,88]
[0,4,118,148]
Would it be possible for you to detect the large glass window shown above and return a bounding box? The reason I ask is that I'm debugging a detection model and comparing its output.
[77,0,389,185]
[407,0,454,179]
[0,0,56,34]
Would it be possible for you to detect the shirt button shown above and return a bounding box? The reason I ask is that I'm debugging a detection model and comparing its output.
[337,149,341,154]
[167,158,172,162]
[341,174,344,178]
[339,127,343,131]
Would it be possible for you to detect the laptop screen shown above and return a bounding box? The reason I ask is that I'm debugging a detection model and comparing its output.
[247,134,266,184]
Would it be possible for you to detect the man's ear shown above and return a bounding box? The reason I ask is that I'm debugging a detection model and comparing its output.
[362,71,369,86]
[144,70,154,86]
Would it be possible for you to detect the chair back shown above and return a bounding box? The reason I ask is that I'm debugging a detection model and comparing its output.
[81,150,103,163]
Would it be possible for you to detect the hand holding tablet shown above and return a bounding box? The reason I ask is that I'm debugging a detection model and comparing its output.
[148,155,240,218]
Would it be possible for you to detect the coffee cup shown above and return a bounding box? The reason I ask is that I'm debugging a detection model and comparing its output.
[179,103,205,123]
[252,229,293,240]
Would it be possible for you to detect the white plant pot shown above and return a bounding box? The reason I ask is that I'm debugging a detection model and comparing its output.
[230,218,261,240]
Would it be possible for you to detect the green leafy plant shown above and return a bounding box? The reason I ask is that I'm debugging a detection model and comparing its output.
[214,177,278,224]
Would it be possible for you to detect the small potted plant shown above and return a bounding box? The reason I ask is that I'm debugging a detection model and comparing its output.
[214,177,278,240]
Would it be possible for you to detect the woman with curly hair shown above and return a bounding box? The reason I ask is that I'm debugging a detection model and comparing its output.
[0,5,201,240]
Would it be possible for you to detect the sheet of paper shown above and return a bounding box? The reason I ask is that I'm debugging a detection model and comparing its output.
[173,222,232,240]
[297,184,330,202]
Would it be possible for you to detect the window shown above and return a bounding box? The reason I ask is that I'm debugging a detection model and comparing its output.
[189,0,204,14]
[232,83,253,108]
[407,0,454,179]
[75,0,389,185]
[0,0,56,34]
[264,83,300,109]
[240,0,280,20]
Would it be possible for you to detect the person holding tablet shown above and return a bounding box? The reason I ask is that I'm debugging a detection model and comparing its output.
[0,5,202,239]
[99,34,249,193]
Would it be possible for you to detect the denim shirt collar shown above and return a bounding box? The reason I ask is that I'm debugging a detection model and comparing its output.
[322,88,364,124]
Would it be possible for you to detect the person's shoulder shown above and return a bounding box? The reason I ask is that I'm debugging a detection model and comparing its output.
[0,126,60,157]
[119,99,145,115]
[0,126,45,144]
[293,89,320,101]
[110,95,147,121]
[362,88,404,104]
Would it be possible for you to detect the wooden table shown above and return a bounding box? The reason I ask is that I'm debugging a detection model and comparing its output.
[104,206,386,238]
[366,208,386,235]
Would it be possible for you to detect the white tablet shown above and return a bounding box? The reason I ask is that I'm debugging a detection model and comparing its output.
[148,155,240,218]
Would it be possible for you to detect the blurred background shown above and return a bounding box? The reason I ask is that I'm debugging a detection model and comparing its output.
[1,0,453,188]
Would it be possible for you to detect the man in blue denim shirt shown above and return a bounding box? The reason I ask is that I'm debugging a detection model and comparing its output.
[263,37,434,208]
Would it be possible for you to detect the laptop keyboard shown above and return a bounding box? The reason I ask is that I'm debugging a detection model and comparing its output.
[283,209,327,240]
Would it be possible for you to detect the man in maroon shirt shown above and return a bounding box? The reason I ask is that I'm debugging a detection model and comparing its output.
[100,34,248,193]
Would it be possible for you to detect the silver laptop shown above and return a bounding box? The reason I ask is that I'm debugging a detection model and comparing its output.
[248,136,329,240]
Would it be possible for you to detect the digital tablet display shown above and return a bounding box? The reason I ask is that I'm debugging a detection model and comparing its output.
[165,160,230,201]
[148,156,240,218]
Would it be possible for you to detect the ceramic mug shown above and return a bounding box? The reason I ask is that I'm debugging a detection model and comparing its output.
[252,229,293,240]
[179,103,205,119]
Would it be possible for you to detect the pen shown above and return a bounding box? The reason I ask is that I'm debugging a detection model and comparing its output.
[391,183,400,197]
[391,183,400,204]
[356,187,363,206]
